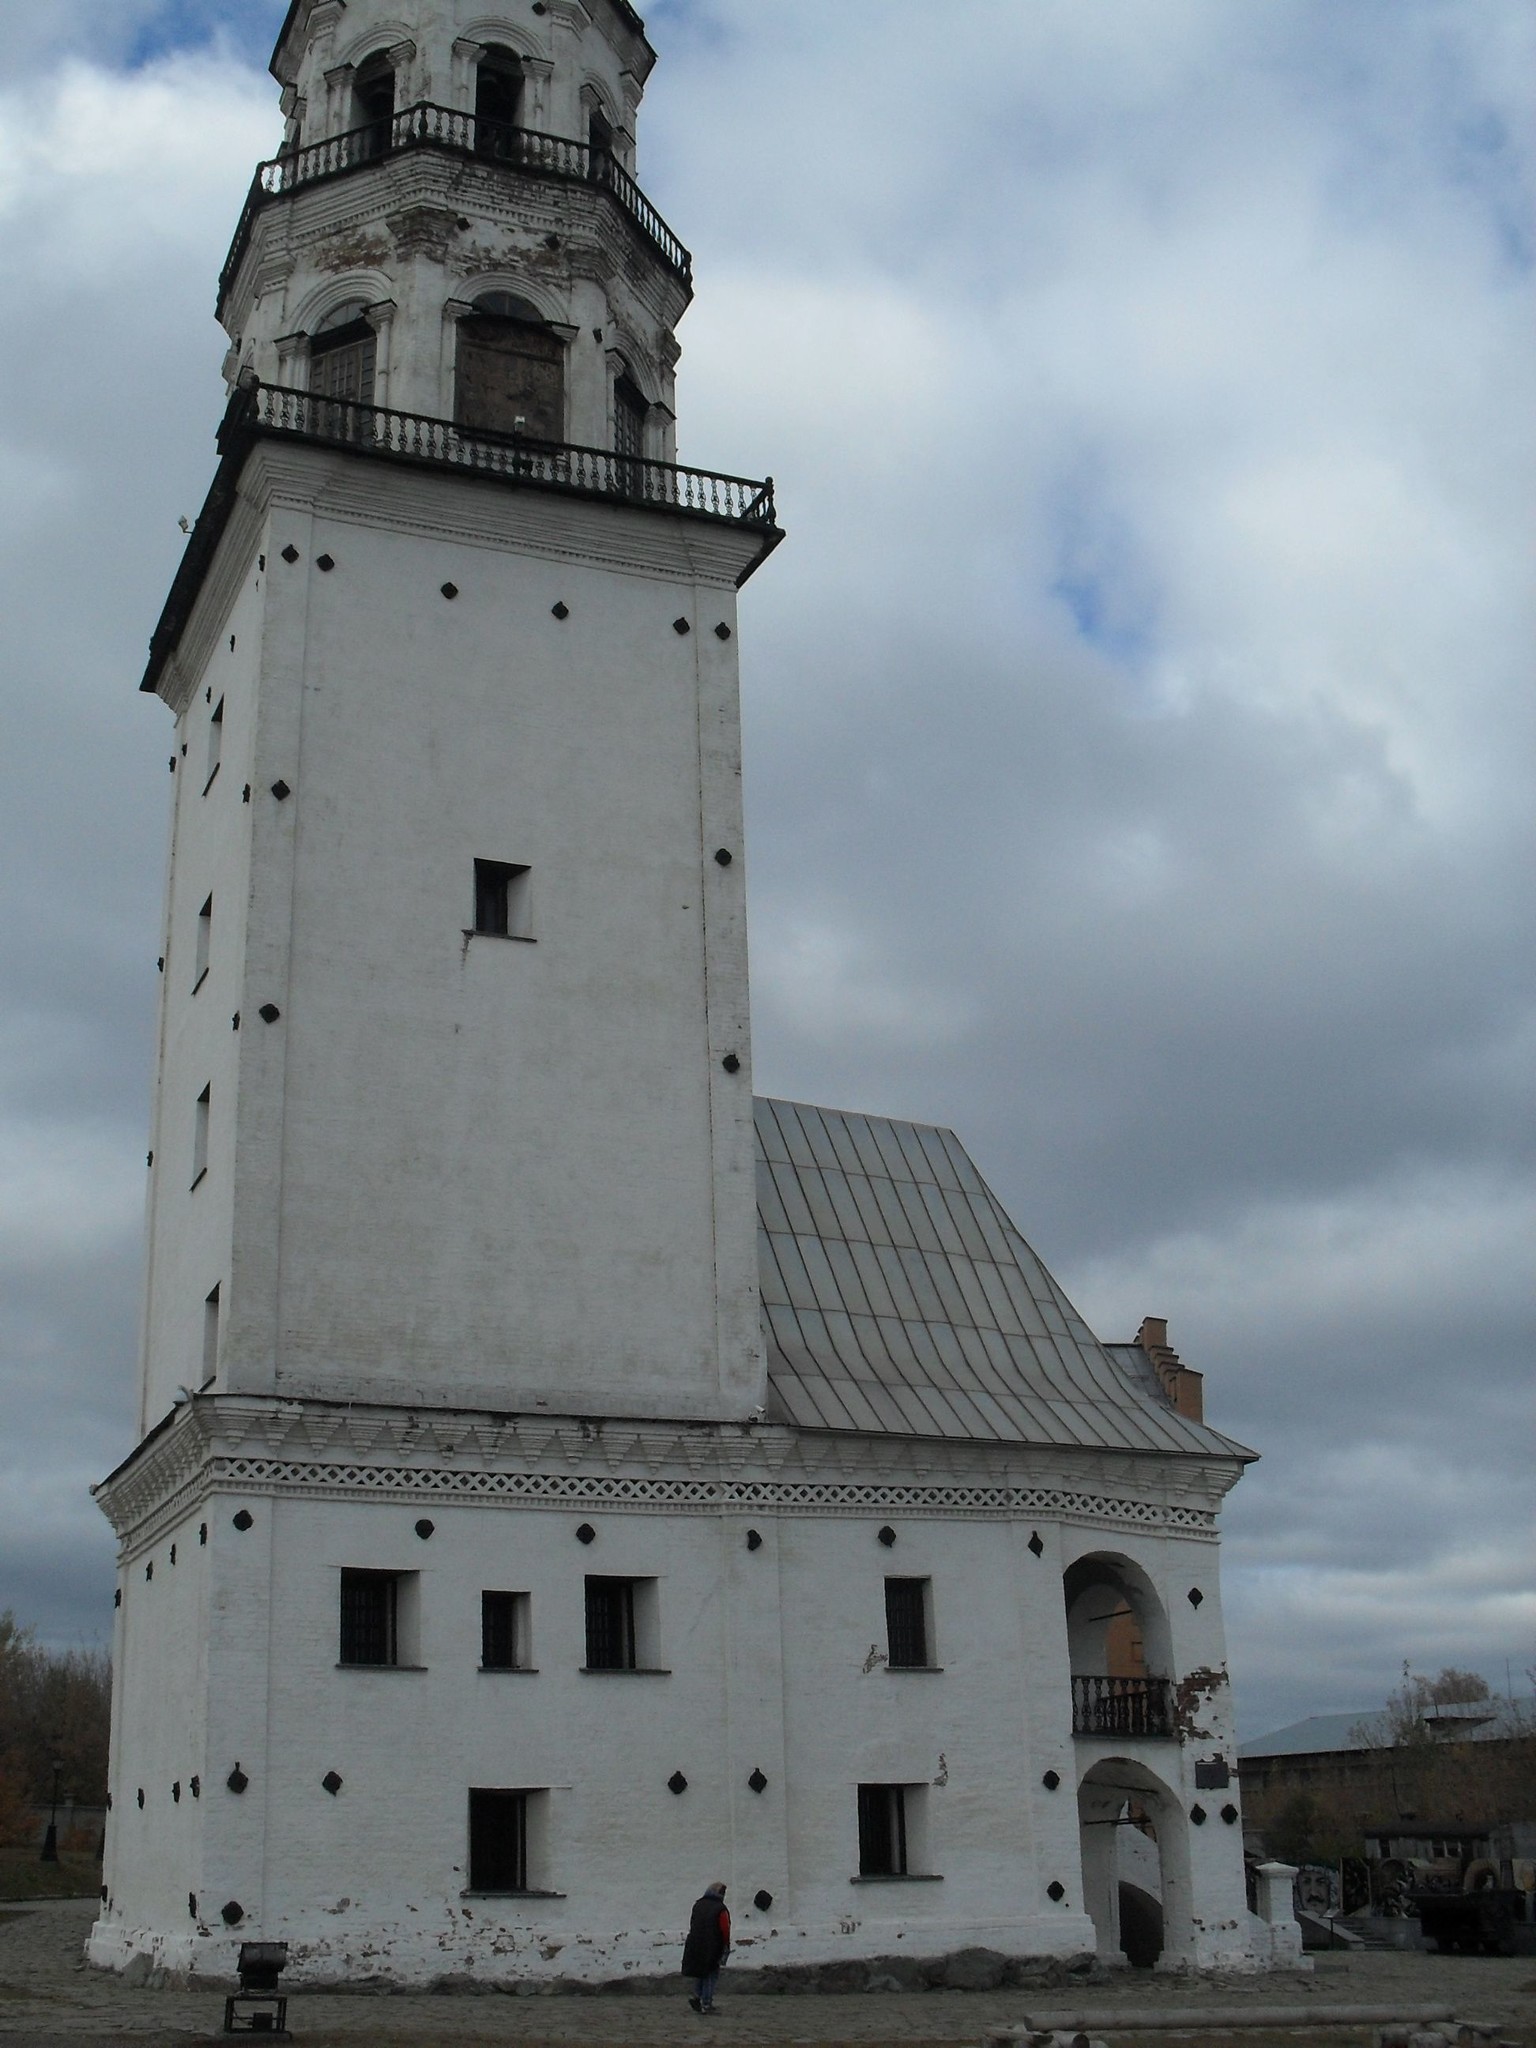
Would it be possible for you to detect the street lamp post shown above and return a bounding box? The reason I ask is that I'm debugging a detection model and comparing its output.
[40,1758,61,1864]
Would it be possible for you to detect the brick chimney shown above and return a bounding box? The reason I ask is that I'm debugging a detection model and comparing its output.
[1136,1316,1204,1422]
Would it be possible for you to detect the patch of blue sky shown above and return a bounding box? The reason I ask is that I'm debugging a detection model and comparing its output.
[1045,469,1161,676]
[125,0,285,73]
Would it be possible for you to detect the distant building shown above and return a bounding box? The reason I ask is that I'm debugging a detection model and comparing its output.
[91,0,1291,1985]
[1239,1702,1536,1872]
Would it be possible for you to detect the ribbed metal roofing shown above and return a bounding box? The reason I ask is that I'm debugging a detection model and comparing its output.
[755,1097,1253,1460]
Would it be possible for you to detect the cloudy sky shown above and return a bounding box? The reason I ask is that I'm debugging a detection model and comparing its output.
[0,0,1530,1741]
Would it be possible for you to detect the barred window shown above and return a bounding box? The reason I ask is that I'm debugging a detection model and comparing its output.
[884,1577,930,1668]
[339,1569,398,1666]
[584,1576,636,1670]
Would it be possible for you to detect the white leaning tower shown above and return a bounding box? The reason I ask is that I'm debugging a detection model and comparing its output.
[94,0,1295,1985]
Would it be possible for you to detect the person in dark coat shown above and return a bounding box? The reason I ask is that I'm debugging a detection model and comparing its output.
[680,1880,730,2014]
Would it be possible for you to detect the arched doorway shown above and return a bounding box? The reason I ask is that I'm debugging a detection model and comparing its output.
[1077,1757,1192,1968]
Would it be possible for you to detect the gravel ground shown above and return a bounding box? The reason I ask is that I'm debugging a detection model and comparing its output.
[1,1898,1532,2046]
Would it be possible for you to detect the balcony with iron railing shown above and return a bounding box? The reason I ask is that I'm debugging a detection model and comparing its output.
[227,381,774,523]
[219,104,692,309]
[1071,1674,1176,1740]
[142,379,779,694]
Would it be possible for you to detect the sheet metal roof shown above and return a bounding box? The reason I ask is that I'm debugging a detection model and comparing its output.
[1240,1701,1534,1758]
[755,1097,1254,1460]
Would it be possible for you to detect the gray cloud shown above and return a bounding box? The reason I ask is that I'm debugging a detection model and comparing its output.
[0,3,1529,1734]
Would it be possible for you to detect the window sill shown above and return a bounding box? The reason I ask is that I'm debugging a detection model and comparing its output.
[479,1665,539,1675]
[463,928,537,943]
[578,1666,671,1676]
[335,1662,428,1672]
[460,1889,566,1900]
[850,1873,944,1884]
[886,1664,944,1674]
[191,969,209,996]
[189,1169,208,1192]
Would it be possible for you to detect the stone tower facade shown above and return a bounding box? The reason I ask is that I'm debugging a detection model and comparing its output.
[94,0,1295,1985]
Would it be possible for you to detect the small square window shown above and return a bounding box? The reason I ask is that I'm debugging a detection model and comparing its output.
[481,1590,531,1670]
[583,1575,659,1670]
[884,1577,932,1668]
[338,1568,420,1667]
[192,1084,210,1188]
[858,1783,909,1876]
[468,1787,546,1892]
[473,859,531,938]
[857,1783,934,1878]
[340,1569,396,1666]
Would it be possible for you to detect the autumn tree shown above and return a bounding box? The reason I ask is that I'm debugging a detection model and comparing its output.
[0,1611,112,1842]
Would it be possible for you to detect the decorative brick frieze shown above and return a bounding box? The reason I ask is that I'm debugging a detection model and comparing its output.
[96,1398,1224,1557]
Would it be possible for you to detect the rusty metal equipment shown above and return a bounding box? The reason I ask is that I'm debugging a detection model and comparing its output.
[223,1940,290,2037]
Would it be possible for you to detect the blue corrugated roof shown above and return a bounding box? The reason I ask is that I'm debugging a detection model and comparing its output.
[755,1097,1254,1460]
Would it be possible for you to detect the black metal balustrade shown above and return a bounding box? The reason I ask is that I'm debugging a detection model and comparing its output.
[228,381,776,526]
[1071,1674,1175,1739]
[219,103,692,306]
[142,381,779,694]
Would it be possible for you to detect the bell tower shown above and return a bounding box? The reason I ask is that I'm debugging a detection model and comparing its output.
[133,0,779,1438]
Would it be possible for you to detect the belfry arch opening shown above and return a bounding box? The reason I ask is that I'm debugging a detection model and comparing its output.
[351,55,396,158]
[455,292,564,442]
[309,302,376,405]
[475,47,524,148]
[1078,1757,1192,1970]
[1064,1553,1173,1738]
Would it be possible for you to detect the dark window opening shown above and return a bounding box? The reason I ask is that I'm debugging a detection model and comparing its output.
[472,859,531,938]
[613,374,647,466]
[587,106,613,173]
[885,1577,929,1668]
[858,1784,909,1876]
[192,1084,210,1188]
[456,302,564,442]
[205,698,223,791]
[310,316,377,411]
[475,48,523,152]
[468,1787,528,1891]
[584,1576,637,1670]
[481,1590,529,1670]
[340,1569,398,1666]
[352,57,395,159]
[201,1283,220,1386]
[194,895,212,991]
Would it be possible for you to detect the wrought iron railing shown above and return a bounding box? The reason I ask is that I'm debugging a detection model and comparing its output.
[219,104,692,306]
[224,381,776,526]
[1071,1674,1175,1739]
[144,379,778,695]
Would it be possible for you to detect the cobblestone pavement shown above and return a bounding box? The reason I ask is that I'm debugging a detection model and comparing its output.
[2,1900,1533,2047]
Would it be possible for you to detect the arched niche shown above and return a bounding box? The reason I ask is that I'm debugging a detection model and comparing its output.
[350,53,396,157]
[306,300,377,414]
[1063,1551,1172,1682]
[455,292,565,442]
[474,45,524,146]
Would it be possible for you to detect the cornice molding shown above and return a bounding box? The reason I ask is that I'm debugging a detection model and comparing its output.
[95,1396,1237,1557]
